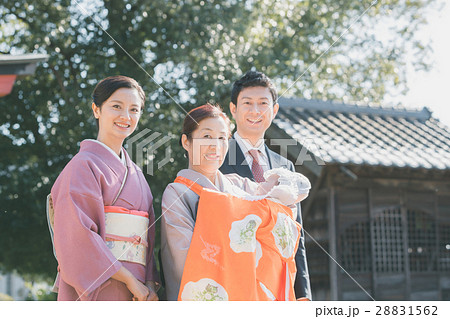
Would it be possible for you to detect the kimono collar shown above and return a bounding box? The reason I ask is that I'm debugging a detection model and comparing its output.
[79,140,133,174]
[176,169,226,192]
[87,139,126,166]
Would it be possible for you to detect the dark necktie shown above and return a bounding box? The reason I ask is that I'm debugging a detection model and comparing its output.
[248,149,265,183]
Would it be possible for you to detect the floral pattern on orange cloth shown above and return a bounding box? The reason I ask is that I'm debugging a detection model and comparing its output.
[176,176,301,301]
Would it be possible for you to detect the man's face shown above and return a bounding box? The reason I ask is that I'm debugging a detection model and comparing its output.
[230,86,279,143]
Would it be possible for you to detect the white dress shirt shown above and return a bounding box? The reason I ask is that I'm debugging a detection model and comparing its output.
[234,132,270,171]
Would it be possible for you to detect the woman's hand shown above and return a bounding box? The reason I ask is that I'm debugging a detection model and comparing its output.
[111,266,150,301]
[127,277,150,301]
[145,281,159,301]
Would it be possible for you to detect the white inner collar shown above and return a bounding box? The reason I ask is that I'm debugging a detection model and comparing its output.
[88,139,126,166]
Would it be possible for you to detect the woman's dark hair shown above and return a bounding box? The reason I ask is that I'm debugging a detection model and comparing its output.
[230,70,278,106]
[92,75,145,127]
[182,103,231,139]
[180,103,231,156]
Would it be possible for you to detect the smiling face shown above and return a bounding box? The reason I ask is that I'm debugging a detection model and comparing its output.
[182,116,229,182]
[230,86,279,146]
[92,87,142,152]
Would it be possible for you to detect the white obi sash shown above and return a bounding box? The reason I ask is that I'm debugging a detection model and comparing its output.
[104,206,149,266]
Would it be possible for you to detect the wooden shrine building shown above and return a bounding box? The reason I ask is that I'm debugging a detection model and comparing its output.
[266,98,450,301]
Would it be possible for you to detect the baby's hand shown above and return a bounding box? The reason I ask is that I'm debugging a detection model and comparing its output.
[261,168,312,205]
[259,174,279,194]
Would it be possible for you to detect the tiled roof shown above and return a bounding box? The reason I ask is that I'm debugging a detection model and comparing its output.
[0,53,49,64]
[273,97,450,170]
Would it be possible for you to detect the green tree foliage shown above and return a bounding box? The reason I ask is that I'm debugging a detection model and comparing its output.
[0,0,433,279]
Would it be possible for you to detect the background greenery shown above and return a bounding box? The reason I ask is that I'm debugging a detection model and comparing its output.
[0,0,434,281]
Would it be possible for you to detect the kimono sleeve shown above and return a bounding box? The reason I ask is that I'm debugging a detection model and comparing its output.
[160,183,197,301]
[52,159,122,299]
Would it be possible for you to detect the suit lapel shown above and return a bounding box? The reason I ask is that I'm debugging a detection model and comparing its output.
[224,138,290,180]
[266,144,279,169]
[265,145,289,169]
[226,137,254,179]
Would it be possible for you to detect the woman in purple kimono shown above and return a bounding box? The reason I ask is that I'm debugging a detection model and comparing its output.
[51,76,159,301]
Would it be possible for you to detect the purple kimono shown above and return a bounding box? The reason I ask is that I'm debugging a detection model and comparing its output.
[51,140,159,301]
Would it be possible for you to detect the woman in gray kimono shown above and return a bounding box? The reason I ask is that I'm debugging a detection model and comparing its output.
[160,103,310,300]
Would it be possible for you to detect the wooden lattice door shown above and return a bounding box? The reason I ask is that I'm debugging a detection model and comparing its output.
[371,206,409,300]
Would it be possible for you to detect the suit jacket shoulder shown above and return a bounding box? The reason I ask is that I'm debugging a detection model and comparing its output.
[265,146,295,171]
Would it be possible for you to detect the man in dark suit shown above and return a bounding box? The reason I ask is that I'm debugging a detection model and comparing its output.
[220,71,311,300]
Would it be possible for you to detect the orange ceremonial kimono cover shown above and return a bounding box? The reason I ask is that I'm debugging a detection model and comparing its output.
[175,176,301,301]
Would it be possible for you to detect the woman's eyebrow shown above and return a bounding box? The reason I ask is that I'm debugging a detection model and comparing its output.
[200,127,227,133]
[109,100,140,107]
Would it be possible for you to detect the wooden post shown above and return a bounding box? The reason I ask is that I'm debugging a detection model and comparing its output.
[401,191,411,300]
[368,188,377,300]
[328,185,338,300]
[434,192,442,300]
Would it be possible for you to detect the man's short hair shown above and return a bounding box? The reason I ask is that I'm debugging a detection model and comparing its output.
[231,70,278,106]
